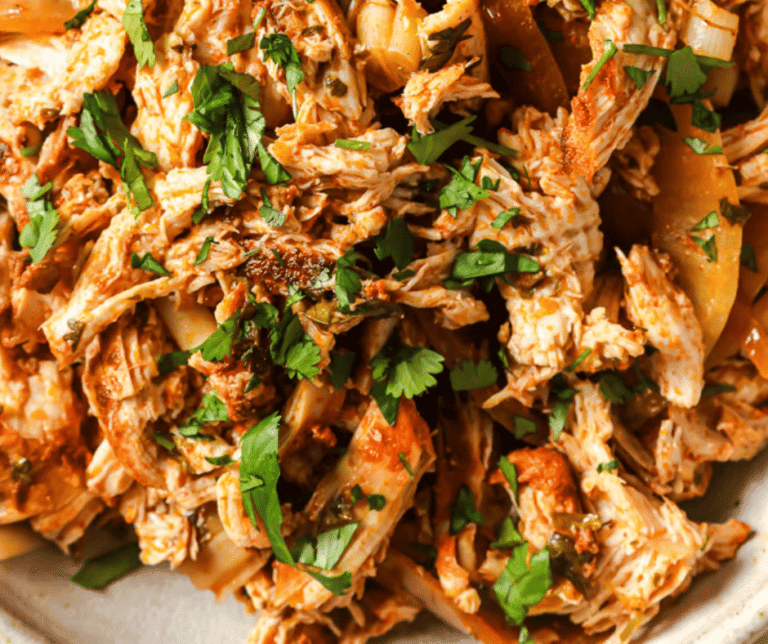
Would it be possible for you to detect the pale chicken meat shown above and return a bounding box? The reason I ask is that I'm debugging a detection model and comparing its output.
[0,0,761,642]
[618,245,705,408]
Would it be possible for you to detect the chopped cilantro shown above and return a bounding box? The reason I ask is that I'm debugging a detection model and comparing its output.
[410,542,438,570]
[536,22,563,43]
[407,116,475,165]
[130,251,170,276]
[370,342,444,400]
[64,0,97,29]
[597,459,619,473]
[582,40,618,92]
[153,432,176,451]
[367,494,385,511]
[162,80,179,98]
[19,174,60,264]
[179,391,229,439]
[656,0,667,24]
[482,176,501,191]
[492,207,521,230]
[67,90,157,211]
[303,523,359,570]
[375,217,414,271]
[269,310,321,380]
[566,348,592,372]
[350,484,364,503]
[493,543,552,625]
[684,137,722,155]
[439,156,490,217]
[578,0,595,20]
[449,359,498,391]
[329,350,356,389]
[719,198,750,225]
[741,242,757,272]
[513,415,537,440]
[157,350,191,376]
[449,485,485,535]
[205,455,235,466]
[450,239,540,281]
[499,46,531,72]
[701,383,737,397]
[666,46,707,99]
[199,309,241,362]
[623,66,655,90]
[687,211,719,231]
[227,32,256,55]
[334,139,371,150]
[260,33,304,117]
[19,145,41,157]
[498,455,518,502]
[259,188,287,226]
[398,453,414,478]
[519,626,535,644]
[489,517,524,549]
[690,234,718,262]
[598,372,634,404]
[240,412,352,595]
[691,100,721,132]
[549,375,578,441]
[194,236,217,266]
[420,18,472,72]
[122,0,156,69]
[72,543,142,590]
[334,248,362,313]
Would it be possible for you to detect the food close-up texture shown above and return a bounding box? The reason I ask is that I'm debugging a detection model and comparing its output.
[0,0,767,642]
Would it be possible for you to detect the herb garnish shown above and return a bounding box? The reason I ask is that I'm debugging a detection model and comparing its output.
[449,359,498,391]
[493,543,552,624]
[449,485,485,535]
[19,174,60,264]
[72,543,142,590]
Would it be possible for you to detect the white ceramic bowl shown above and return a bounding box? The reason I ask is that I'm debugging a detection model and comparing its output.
[2,447,767,644]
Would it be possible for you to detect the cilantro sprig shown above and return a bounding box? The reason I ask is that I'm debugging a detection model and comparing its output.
[334,248,362,313]
[240,412,353,594]
[68,90,158,212]
[493,543,552,625]
[260,33,304,118]
[122,0,156,69]
[369,337,444,425]
[19,174,60,264]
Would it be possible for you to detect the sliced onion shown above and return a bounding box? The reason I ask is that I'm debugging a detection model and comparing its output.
[680,0,738,61]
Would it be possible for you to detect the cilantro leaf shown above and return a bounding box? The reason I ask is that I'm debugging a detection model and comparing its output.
[19,181,60,264]
[19,145,41,157]
[566,348,592,372]
[398,453,414,478]
[690,234,718,262]
[407,116,475,165]
[498,455,518,502]
[513,415,537,439]
[240,412,294,565]
[329,350,356,389]
[123,0,156,69]
[370,381,400,426]
[582,39,618,91]
[22,174,52,200]
[157,350,190,375]
[227,32,256,55]
[371,344,444,400]
[684,137,722,155]
[701,382,737,397]
[130,251,170,276]
[719,198,750,225]
[162,80,179,98]
[666,47,707,99]
[153,432,176,451]
[198,309,240,362]
[312,523,359,570]
[205,455,235,466]
[269,312,321,380]
[179,391,229,439]
[71,543,142,590]
[597,459,619,473]
[420,18,472,72]
[451,240,540,281]
[449,485,485,535]
[691,100,721,132]
[519,626,535,644]
[259,188,287,226]
[375,217,414,271]
[598,372,634,404]
[687,210,719,231]
[623,66,655,90]
[499,46,531,72]
[260,33,304,117]
[334,248,362,313]
[194,236,217,266]
[549,375,578,441]
[490,517,524,549]
[492,207,521,230]
[656,0,667,24]
[439,156,490,217]
[65,0,97,29]
[335,139,371,150]
[367,494,385,511]
[578,0,595,19]
[449,359,498,391]
[493,543,552,625]
[741,242,757,272]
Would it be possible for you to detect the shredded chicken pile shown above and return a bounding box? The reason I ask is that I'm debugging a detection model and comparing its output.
[0,0,766,642]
